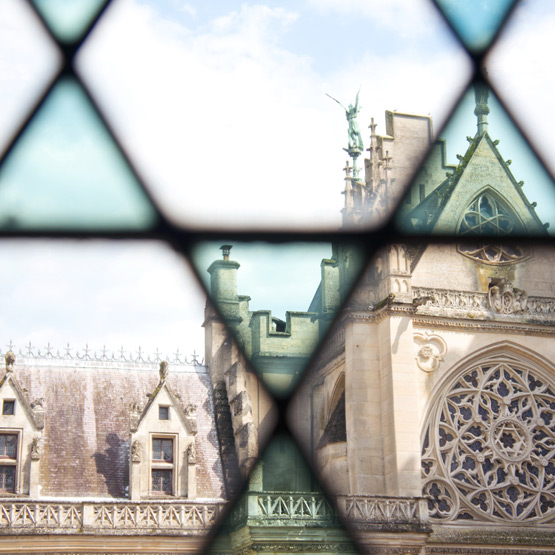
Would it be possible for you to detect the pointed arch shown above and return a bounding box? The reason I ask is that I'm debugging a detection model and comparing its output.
[457,187,524,236]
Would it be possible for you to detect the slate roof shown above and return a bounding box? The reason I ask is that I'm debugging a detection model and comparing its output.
[9,357,226,500]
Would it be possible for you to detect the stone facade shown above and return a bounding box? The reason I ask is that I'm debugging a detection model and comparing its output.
[288,86,555,554]
[205,84,555,554]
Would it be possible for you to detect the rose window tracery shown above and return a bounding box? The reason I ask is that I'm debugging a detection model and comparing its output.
[457,192,528,265]
[422,356,555,523]
[459,192,518,236]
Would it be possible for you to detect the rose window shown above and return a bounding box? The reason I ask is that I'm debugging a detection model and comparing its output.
[422,356,555,523]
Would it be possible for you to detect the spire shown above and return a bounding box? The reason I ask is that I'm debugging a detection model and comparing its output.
[474,82,490,136]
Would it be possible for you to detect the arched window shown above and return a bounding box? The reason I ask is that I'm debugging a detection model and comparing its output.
[422,346,555,523]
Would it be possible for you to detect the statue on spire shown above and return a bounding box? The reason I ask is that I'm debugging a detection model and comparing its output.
[327,89,364,151]
[327,89,364,179]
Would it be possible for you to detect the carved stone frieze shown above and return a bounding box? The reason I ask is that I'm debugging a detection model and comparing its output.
[488,277,528,314]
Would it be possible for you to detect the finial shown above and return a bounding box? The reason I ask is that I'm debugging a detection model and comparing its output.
[5,351,15,373]
[159,360,169,381]
[474,82,490,136]
[220,245,232,261]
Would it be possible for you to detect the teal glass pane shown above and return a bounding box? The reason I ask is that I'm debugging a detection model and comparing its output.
[434,0,517,54]
[395,82,555,236]
[486,1,555,187]
[0,78,157,231]
[31,0,106,43]
[209,434,357,554]
[191,241,366,398]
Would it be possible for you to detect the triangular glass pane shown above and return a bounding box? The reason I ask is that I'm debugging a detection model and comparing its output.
[77,0,471,231]
[31,0,106,43]
[0,78,157,231]
[192,241,366,398]
[209,434,358,554]
[395,81,555,237]
[486,1,555,185]
[433,0,517,54]
[0,0,62,155]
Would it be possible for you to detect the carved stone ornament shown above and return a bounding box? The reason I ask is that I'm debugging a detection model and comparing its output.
[422,356,555,523]
[488,277,528,314]
[30,437,41,461]
[131,440,141,463]
[185,404,197,417]
[159,361,169,381]
[414,331,447,373]
[129,402,142,433]
[4,351,15,373]
[187,441,196,464]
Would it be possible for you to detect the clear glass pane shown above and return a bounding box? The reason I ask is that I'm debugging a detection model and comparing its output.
[0,78,157,231]
[396,83,555,236]
[31,0,106,43]
[0,0,61,156]
[191,241,366,398]
[487,1,555,185]
[77,0,471,231]
[0,240,203,356]
[434,0,517,54]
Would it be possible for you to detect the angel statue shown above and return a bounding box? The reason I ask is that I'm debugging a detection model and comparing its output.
[327,89,364,151]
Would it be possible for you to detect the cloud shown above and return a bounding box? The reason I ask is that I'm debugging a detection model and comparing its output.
[76,0,470,229]
[304,0,443,38]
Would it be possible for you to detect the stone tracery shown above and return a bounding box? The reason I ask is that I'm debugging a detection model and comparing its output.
[422,355,555,523]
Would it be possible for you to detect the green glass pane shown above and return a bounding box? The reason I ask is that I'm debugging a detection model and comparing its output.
[434,0,517,54]
[0,78,157,231]
[192,241,366,399]
[395,82,555,237]
[209,434,357,554]
[31,0,106,43]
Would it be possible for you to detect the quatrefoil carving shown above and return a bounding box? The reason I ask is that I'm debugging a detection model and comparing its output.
[414,331,447,373]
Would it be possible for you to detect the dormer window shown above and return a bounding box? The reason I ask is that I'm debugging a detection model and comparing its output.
[151,437,174,495]
[159,406,169,420]
[2,400,14,416]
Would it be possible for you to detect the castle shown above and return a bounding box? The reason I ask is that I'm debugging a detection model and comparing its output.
[1,84,554,555]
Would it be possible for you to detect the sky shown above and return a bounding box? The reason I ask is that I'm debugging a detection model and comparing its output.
[0,0,554,359]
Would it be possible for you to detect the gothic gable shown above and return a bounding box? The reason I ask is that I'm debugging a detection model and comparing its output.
[432,134,546,235]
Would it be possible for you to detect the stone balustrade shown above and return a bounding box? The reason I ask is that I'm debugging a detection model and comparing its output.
[256,493,336,520]
[227,492,429,531]
[336,495,427,525]
[0,500,225,534]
